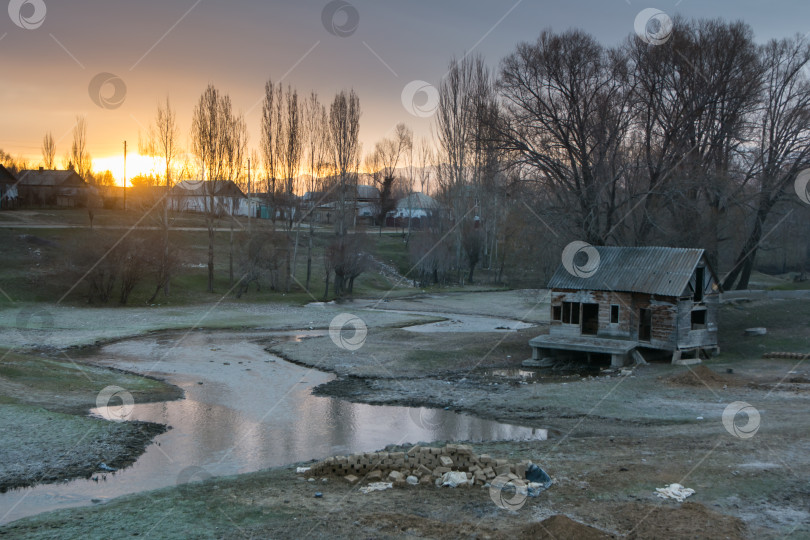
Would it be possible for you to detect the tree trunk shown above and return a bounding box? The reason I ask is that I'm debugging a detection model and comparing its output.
[207,217,215,293]
[305,227,313,292]
[229,215,234,285]
[323,270,330,300]
[292,222,300,290]
[284,236,292,293]
[722,199,774,291]
[163,201,170,296]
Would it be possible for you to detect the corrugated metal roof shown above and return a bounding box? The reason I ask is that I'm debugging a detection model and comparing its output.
[356,185,380,200]
[547,246,707,297]
[396,192,439,210]
[18,170,85,187]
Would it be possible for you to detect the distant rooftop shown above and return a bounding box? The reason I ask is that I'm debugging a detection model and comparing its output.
[17,169,85,186]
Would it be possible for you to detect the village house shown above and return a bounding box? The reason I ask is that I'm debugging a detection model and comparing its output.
[15,168,89,207]
[306,184,380,225]
[386,192,440,229]
[529,246,721,367]
[0,165,18,209]
[171,180,249,217]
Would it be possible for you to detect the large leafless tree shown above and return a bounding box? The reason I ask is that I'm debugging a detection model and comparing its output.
[192,84,246,293]
[723,35,810,289]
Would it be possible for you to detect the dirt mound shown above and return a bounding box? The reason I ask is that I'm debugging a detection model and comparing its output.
[512,515,615,539]
[615,502,747,540]
[667,365,744,388]
[360,513,493,538]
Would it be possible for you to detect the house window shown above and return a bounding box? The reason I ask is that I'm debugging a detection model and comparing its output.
[691,309,706,330]
[694,267,705,302]
[562,302,580,324]
[610,305,620,324]
[552,305,562,321]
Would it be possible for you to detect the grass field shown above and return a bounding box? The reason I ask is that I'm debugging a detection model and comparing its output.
[0,208,424,306]
[718,299,810,359]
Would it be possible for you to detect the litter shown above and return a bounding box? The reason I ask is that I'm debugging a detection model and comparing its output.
[296,467,311,474]
[655,483,695,502]
[525,464,551,485]
[98,463,116,472]
[523,464,553,496]
[359,482,393,494]
[441,471,472,487]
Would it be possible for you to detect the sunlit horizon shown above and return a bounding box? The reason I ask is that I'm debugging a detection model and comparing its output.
[92,154,162,186]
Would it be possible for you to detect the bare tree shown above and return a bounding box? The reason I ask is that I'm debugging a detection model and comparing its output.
[723,35,810,289]
[328,89,361,237]
[192,84,243,293]
[278,86,303,228]
[415,137,433,195]
[71,116,92,181]
[41,132,55,169]
[260,80,284,227]
[367,123,412,234]
[435,54,496,282]
[303,91,329,292]
[141,96,180,297]
[278,87,303,291]
[497,30,634,246]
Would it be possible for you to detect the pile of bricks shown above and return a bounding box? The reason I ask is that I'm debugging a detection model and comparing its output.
[303,444,532,487]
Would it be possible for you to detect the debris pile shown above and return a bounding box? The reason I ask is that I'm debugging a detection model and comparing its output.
[305,444,536,488]
[655,483,695,502]
[763,352,809,360]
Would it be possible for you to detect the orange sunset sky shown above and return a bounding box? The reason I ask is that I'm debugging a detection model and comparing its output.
[2,0,808,184]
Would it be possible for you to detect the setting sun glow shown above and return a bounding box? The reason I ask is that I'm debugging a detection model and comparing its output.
[93,154,162,186]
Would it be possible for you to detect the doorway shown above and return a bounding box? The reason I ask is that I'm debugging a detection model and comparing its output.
[639,308,652,342]
[581,303,599,335]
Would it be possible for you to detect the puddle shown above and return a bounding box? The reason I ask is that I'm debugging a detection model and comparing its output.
[0,331,546,524]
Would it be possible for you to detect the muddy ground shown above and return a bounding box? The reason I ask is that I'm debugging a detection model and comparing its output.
[0,349,181,492]
[1,293,809,538]
[268,325,810,539]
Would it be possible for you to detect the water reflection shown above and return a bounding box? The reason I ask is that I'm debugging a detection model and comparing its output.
[0,331,546,524]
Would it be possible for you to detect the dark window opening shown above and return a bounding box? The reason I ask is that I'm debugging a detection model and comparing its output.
[610,305,620,324]
[581,303,599,335]
[691,309,706,330]
[694,267,705,302]
[552,305,562,321]
[639,308,652,342]
[562,302,581,325]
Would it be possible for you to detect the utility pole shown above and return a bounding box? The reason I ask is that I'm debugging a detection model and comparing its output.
[123,140,127,212]
[247,158,252,233]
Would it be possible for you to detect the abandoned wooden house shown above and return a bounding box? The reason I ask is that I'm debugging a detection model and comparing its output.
[529,246,721,367]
